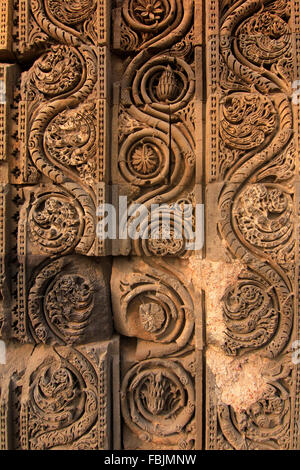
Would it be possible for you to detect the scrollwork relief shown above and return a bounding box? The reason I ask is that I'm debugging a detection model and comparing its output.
[112,259,195,359]
[20,344,112,450]
[216,358,292,450]
[217,0,295,358]
[28,256,112,345]
[206,0,298,451]
[26,184,95,256]
[21,348,98,450]
[113,0,196,256]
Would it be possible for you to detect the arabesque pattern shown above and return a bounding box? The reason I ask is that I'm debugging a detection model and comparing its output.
[0,0,299,451]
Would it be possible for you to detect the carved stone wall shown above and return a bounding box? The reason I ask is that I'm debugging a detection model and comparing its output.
[0,0,300,451]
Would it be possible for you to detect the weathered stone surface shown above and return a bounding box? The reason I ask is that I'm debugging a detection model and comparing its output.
[0,0,300,452]
[0,338,120,450]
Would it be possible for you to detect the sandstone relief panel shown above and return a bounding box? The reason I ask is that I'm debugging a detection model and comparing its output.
[0,0,119,451]
[205,0,300,450]
[0,0,300,452]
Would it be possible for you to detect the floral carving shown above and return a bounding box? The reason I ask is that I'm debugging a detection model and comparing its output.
[133,0,165,25]
[221,263,293,358]
[220,93,277,151]
[119,130,169,187]
[114,261,194,359]
[117,0,195,259]
[26,45,82,99]
[23,44,97,185]
[21,348,98,450]
[31,363,83,425]
[2,0,299,453]
[27,185,95,256]
[29,196,80,255]
[130,57,194,110]
[156,66,181,102]
[217,361,292,450]
[147,225,184,256]
[45,274,94,338]
[234,184,294,268]
[217,1,295,364]
[130,143,160,176]
[140,372,181,415]
[222,279,277,356]
[237,11,291,67]
[121,359,194,444]
[121,0,193,52]
[139,303,165,333]
[45,102,97,185]
[132,195,195,256]
[28,256,112,345]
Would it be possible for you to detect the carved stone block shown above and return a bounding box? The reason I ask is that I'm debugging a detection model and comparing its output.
[9,253,113,345]
[0,337,120,450]
[111,255,202,449]
[17,0,111,59]
[1,0,300,452]
[204,0,300,450]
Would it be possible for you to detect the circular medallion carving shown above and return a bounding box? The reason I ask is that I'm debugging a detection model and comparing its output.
[121,359,194,443]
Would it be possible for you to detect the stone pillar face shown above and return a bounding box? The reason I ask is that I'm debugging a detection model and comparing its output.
[205,0,299,451]
[0,0,120,451]
[0,0,299,451]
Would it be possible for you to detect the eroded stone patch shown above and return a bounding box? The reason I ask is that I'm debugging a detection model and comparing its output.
[206,346,272,413]
[189,256,272,413]
[189,257,243,344]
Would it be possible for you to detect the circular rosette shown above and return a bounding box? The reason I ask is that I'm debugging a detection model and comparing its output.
[220,93,277,151]
[117,268,194,358]
[237,11,291,66]
[123,0,179,33]
[233,184,294,267]
[28,256,112,346]
[45,0,97,25]
[121,359,195,444]
[28,184,95,256]
[24,348,98,450]
[119,128,170,187]
[27,45,83,98]
[132,56,194,112]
